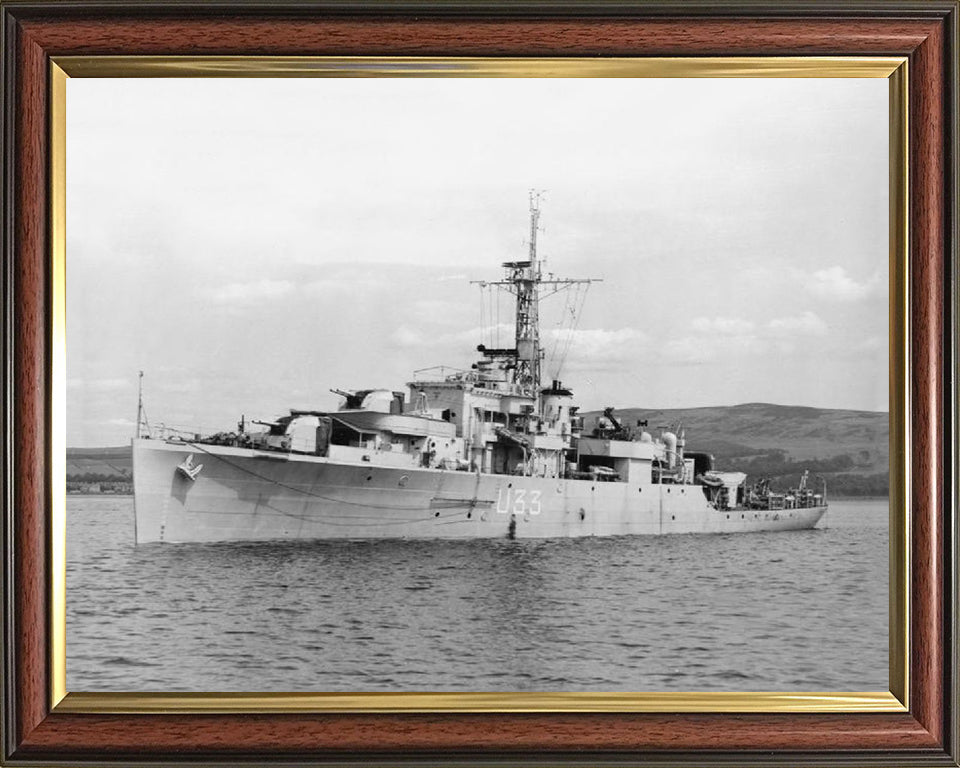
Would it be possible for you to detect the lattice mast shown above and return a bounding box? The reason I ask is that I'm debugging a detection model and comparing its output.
[513,190,544,392]
[476,191,597,398]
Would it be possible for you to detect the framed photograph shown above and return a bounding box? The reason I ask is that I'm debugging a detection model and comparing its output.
[2,2,956,766]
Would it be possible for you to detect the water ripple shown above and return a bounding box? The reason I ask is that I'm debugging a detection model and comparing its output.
[66,496,888,692]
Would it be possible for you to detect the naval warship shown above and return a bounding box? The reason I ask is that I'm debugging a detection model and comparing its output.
[132,194,828,543]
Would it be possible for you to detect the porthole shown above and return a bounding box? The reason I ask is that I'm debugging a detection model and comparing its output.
[671,515,675,520]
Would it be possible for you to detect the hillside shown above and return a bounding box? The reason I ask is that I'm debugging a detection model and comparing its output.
[66,446,132,493]
[582,403,888,497]
[66,445,132,477]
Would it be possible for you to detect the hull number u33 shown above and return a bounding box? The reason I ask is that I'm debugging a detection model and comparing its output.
[497,488,542,515]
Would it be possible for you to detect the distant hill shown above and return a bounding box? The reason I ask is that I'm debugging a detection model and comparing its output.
[582,403,888,497]
[67,445,132,477]
[66,446,132,492]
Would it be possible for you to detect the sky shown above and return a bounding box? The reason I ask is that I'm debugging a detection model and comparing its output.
[66,77,889,447]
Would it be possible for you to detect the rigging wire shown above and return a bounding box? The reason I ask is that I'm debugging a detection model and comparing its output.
[544,288,569,375]
[544,282,589,380]
[478,283,486,348]
[555,283,590,376]
[488,285,495,347]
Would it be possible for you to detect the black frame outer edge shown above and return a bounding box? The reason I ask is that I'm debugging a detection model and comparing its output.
[2,3,18,766]
[2,750,960,768]
[0,0,956,19]
[0,1,958,766]
[946,2,960,766]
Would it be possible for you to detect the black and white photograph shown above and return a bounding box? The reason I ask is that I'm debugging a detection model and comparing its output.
[65,75,890,693]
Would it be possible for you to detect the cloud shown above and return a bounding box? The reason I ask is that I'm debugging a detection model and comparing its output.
[155,377,203,395]
[767,311,828,336]
[409,299,471,324]
[392,326,428,347]
[810,267,883,302]
[211,280,294,303]
[663,336,715,364]
[545,328,649,373]
[302,274,387,296]
[391,322,513,349]
[546,328,647,348]
[662,311,828,365]
[838,335,887,360]
[68,377,131,391]
[301,279,341,295]
[690,317,755,335]
[663,333,765,365]
[105,417,137,427]
[659,316,763,365]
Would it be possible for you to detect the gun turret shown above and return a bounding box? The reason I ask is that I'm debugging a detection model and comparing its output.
[602,407,622,432]
[331,388,366,410]
[593,406,632,440]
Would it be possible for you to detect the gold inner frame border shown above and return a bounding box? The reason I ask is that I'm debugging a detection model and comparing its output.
[48,55,910,715]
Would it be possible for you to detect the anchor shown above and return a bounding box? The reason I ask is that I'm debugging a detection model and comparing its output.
[176,453,203,481]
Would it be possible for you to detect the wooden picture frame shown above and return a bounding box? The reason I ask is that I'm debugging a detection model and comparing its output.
[2,2,956,765]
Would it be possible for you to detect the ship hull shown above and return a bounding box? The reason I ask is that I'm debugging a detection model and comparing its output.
[132,438,828,544]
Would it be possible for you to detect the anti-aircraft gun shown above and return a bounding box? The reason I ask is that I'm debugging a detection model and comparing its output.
[593,406,634,441]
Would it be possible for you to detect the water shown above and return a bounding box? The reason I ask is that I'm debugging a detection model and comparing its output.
[66,497,888,692]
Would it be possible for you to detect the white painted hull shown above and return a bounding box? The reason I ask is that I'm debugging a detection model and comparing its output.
[132,438,828,544]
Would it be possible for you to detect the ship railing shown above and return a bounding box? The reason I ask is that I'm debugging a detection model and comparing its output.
[149,423,207,442]
[412,365,472,380]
